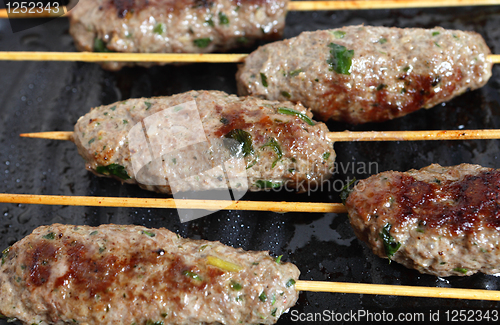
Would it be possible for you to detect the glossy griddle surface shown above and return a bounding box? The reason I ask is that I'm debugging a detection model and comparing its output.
[1,4,500,325]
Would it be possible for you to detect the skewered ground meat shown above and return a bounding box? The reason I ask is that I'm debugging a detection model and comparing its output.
[345,163,500,277]
[236,25,492,124]
[68,0,288,70]
[0,224,299,324]
[72,90,335,194]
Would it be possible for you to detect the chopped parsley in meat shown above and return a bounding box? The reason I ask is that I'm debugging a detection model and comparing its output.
[96,164,131,180]
[327,43,354,75]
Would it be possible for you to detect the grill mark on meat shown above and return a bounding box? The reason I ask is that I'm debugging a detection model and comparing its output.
[110,0,137,18]
[392,171,500,235]
[26,240,59,287]
[369,73,439,123]
[215,112,253,137]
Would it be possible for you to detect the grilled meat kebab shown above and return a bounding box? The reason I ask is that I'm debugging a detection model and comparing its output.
[68,0,288,70]
[72,90,335,194]
[237,25,493,124]
[0,224,299,324]
[345,163,500,277]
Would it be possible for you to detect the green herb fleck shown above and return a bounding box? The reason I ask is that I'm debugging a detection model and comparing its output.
[183,270,202,281]
[376,84,386,91]
[43,232,56,240]
[327,43,354,75]
[230,280,243,290]
[453,267,468,274]
[259,291,267,302]
[172,158,177,164]
[1,247,10,266]
[224,129,254,157]
[280,91,291,99]
[434,41,441,48]
[260,73,268,87]
[237,36,248,44]
[141,230,156,237]
[96,164,131,180]
[289,69,302,77]
[145,101,152,110]
[277,107,315,126]
[219,12,229,25]
[323,152,331,160]
[153,23,165,35]
[123,119,128,124]
[88,138,95,145]
[262,137,282,168]
[340,178,357,204]
[220,117,229,125]
[286,279,296,287]
[332,30,346,39]
[146,321,164,325]
[90,231,98,236]
[110,106,116,111]
[432,31,440,36]
[275,255,282,263]
[271,308,278,316]
[255,180,281,189]
[94,38,112,52]
[205,16,215,27]
[380,223,401,262]
[194,37,212,48]
[378,37,387,44]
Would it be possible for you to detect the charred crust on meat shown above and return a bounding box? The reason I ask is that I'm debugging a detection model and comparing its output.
[392,171,500,235]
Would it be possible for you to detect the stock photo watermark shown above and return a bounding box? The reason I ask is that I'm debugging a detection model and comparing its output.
[2,0,75,32]
[120,100,378,223]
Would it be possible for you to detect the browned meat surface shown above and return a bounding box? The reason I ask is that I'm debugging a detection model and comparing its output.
[72,90,335,194]
[68,0,288,70]
[345,163,500,277]
[0,224,300,324]
[236,25,492,124]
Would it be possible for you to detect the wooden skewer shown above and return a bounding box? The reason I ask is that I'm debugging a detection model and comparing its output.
[0,193,344,213]
[1,1,498,18]
[295,280,500,301]
[328,129,500,142]
[288,0,500,11]
[0,191,500,301]
[0,52,248,63]
[19,129,500,142]
[0,52,499,64]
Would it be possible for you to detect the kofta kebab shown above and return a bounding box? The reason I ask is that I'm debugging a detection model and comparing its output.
[2,218,500,325]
